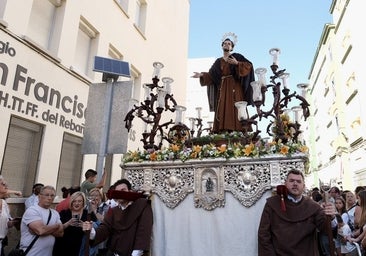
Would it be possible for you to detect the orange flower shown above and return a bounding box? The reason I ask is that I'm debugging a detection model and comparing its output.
[192,145,202,153]
[170,144,180,152]
[280,145,289,155]
[243,143,254,156]
[299,145,309,153]
[190,151,198,158]
[149,151,157,161]
[217,144,227,153]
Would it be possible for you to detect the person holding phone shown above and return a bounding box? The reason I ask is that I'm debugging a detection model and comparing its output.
[52,191,87,256]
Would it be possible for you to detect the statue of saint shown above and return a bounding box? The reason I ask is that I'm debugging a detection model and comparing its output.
[206,177,214,192]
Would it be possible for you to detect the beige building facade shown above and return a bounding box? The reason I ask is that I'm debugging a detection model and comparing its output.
[0,0,190,197]
[305,0,366,190]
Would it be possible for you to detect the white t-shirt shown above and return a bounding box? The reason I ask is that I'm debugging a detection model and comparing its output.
[0,199,11,252]
[20,205,61,256]
[338,224,356,253]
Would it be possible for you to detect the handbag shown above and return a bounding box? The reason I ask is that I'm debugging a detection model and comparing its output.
[8,210,52,256]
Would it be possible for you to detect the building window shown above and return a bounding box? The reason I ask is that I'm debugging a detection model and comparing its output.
[108,44,130,83]
[73,17,98,77]
[26,0,63,53]
[108,44,123,60]
[129,66,141,101]
[116,0,129,13]
[135,0,147,34]
[1,116,43,196]
[327,43,333,62]
[108,43,134,80]
[55,133,83,196]
[330,74,336,98]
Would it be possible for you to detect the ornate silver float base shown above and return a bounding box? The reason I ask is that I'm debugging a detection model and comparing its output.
[121,154,308,210]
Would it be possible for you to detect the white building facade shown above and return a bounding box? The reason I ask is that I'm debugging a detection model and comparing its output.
[0,0,189,197]
[305,0,366,190]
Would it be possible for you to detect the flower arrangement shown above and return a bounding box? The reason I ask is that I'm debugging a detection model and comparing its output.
[122,132,309,163]
[271,113,296,141]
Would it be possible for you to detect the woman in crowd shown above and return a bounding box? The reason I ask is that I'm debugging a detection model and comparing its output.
[79,187,104,256]
[0,175,20,256]
[347,190,366,247]
[353,186,365,230]
[53,191,88,256]
[334,196,350,256]
[56,185,80,212]
[344,191,357,232]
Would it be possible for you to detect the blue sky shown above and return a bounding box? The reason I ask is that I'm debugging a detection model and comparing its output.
[188,0,333,90]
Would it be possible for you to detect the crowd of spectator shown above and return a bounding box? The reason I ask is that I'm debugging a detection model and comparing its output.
[0,170,153,256]
[310,185,366,256]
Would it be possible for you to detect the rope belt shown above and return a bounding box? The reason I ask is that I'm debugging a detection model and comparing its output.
[221,75,233,80]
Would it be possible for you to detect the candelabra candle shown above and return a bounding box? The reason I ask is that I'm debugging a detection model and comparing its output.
[189,117,196,130]
[280,73,290,89]
[195,107,202,119]
[162,77,174,94]
[250,81,263,102]
[234,101,248,120]
[255,67,267,86]
[269,48,281,65]
[174,105,187,124]
[297,83,309,97]
[157,88,166,108]
[143,83,151,100]
[152,62,164,78]
[291,106,302,122]
[207,121,213,129]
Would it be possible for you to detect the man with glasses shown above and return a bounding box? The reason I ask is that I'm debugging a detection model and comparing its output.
[19,185,64,256]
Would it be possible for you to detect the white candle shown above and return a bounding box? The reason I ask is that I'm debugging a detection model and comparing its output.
[152,62,164,78]
[143,84,151,100]
[189,117,196,130]
[255,67,267,86]
[157,88,166,108]
[162,77,174,94]
[269,48,281,65]
[251,81,263,102]
[280,73,290,89]
[174,105,187,124]
[234,101,248,120]
[196,107,202,119]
